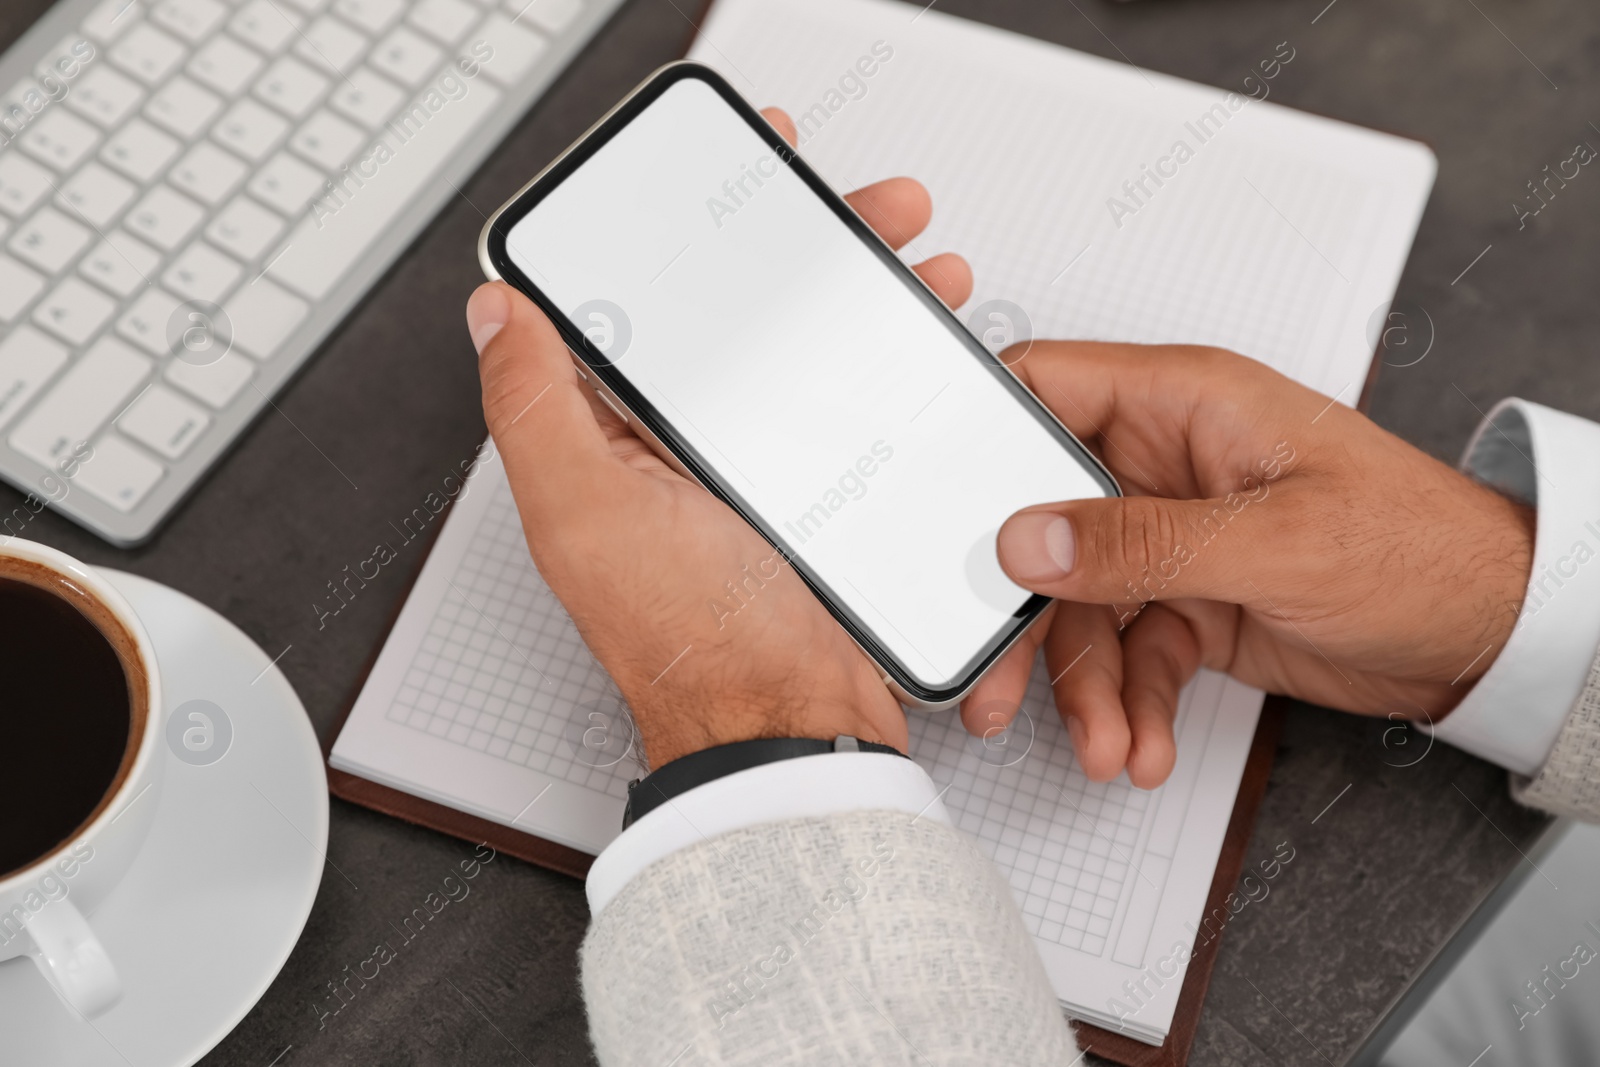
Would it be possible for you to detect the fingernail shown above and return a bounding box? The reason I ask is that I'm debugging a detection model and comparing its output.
[466,285,509,354]
[999,512,1075,581]
[1066,715,1088,756]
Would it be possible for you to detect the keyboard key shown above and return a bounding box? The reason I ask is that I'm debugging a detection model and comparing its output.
[270,73,502,297]
[125,185,205,250]
[409,0,479,44]
[145,76,223,139]
[476,15,546,86]
[226,277,306,358]
[230,0,302,54]
[368,27,442,88]
[329,66,403,128]
[279,0,330,14]
[248,151,323,215]
[149,0,228,43]
[165,346,253,407]
[117,287,185,354]
[163,239,242,302]
[10,336,150,468]
[101,118,182,182]
[170,298,239,369]
[118,383,210,458]
[58,162,138,228]
[34,277,118,345]
[297,16,369,73]
[168,141,247,205]
[82,0,145,45]
[0,327,69,430]
[9,208,92,274]
[187,35,265,96]
[212,98,289,162]
[74,434,165,511]
[254,55,331,119]
[0,153,56,217]
[290,109,364,170]
[110,23,188,86]
[4,77,55,124]
[34,36,98,84]
[65,65,146,128]
[80,232,162,296]
[20,109,103,172]
[506,0,582,34]
[0,255,46,322]
[206,195,284,260]
[334,0,405,35]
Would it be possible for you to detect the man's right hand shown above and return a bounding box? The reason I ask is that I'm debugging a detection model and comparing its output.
[963,343,1535,789]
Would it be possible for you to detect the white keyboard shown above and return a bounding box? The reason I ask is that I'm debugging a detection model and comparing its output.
[0,0,623,544]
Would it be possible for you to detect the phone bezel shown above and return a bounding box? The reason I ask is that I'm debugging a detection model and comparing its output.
[480,61,1120,707]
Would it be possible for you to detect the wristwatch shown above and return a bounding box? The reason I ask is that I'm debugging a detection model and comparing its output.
[621,734,908,829]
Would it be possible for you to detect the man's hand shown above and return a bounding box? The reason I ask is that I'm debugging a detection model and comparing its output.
[467,109,971,768]
[964,343,1535,789]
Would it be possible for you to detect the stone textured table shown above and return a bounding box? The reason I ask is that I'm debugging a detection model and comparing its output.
[1,0,1582,1062]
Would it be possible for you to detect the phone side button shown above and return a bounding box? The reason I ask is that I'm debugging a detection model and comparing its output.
[569,356,588,381]
[597,390,629,424]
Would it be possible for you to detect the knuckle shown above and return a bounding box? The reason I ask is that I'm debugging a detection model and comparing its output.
[1094,503,1135,580]
[1127,502,1180,573]
[1095,501,1172,585]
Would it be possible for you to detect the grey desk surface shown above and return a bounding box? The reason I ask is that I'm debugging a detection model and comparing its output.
[2,0,1587,1062]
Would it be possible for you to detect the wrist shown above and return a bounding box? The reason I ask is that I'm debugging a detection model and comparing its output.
[623,734,908,828]
[633,698,902,768]
[1437,492,1536,705]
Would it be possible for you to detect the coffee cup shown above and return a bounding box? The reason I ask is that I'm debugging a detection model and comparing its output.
[0,538,164,1018]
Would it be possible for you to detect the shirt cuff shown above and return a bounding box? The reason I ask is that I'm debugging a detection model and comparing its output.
[585,751,948,915]
[1430,398,1600,775]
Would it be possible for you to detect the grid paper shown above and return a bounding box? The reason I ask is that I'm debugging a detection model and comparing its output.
[693,0,1382,398]
[386,475,644,800]
[909,684,1150,957]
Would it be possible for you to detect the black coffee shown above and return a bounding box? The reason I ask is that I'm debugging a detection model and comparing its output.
[0,575,133,876]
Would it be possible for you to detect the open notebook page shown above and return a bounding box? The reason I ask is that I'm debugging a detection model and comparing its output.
[688,0,1433,1038]
[333,0,1434,1044]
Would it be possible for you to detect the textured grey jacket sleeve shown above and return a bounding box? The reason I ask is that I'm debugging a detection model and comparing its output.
[580,810,1078,1066]
[1514,643,1600,820]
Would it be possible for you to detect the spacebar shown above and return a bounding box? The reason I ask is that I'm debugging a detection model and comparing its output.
[268,79,506,300]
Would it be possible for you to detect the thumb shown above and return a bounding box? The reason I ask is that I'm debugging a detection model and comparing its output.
[996,496,1262,606]
[468,281,620,510]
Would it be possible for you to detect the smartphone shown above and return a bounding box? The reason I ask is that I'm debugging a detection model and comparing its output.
[479,62,1118,709]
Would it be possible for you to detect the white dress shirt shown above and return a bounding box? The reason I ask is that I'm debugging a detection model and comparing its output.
[586,750,948,913]
[1430,398,1600,775]
[590,397,1599,911]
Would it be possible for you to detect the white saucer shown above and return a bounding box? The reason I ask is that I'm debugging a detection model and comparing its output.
[0,570,327,1066]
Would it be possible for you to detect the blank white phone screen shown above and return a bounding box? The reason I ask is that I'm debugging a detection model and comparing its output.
[504,76,1110,692]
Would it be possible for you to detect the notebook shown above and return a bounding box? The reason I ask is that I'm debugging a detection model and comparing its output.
[330,0,1434,1055]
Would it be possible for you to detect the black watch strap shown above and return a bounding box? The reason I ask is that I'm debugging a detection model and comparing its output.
[622,735,907,829]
